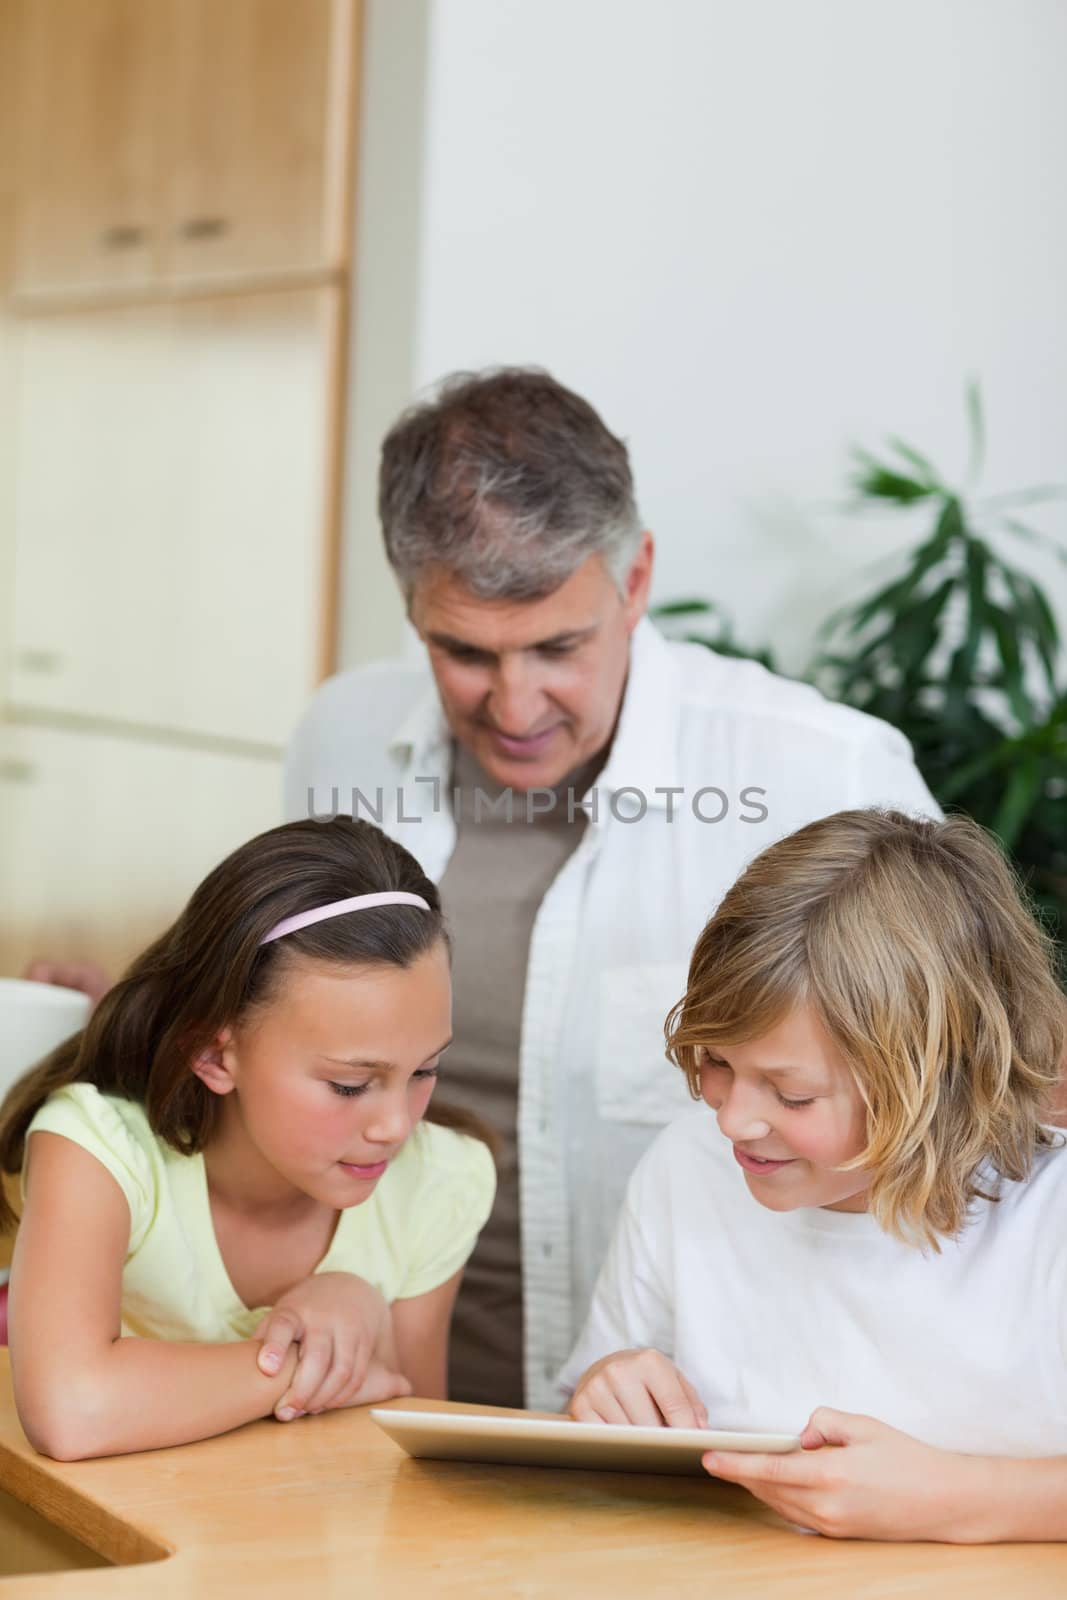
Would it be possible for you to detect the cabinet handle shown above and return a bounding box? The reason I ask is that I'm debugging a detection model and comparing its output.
[17,649,63,674]
[0,760,35,784]
[100,224,147,250]
[177,216,230,241]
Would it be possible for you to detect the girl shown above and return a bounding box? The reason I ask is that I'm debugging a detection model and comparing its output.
[563,809,1067,1542]
[1,817,495,1461]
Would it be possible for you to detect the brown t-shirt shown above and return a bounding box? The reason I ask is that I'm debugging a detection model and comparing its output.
[441,743,600,1407]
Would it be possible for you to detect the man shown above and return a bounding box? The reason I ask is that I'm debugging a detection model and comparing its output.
[284,368,938,1411]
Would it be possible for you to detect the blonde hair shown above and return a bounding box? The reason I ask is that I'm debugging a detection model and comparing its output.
[665,809,1065,1250]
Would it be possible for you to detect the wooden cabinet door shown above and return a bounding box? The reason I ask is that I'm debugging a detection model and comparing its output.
[0,721,281,981]
[9,302,174,727]
[9,288,335,746]
[167,0,355,284]
[12,0,167,296]
[158,287,335,743]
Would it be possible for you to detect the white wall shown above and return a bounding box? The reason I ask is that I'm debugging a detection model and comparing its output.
[338,0,429,665]
[343,0,1067,675]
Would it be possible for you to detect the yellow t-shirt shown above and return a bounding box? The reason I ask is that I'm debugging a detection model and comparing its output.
[22,1082,496,1343]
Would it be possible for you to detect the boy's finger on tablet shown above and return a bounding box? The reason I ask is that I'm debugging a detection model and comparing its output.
[573,1378,631,1426]
[679,1374,709,1430]
[653,1367,704,1430]
[616,1377,669,1429]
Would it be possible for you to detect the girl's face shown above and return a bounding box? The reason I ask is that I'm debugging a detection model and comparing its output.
[697,1002,870,1213]
[208,942,453,1208]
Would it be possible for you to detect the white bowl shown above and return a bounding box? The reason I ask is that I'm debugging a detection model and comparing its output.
[0,978,91,1099]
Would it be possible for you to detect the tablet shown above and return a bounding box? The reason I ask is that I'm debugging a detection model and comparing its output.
[371,1407,800,1478]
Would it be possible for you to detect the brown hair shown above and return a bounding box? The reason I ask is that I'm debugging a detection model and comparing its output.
[665,809,1066,1249]
[0,817,490,1232]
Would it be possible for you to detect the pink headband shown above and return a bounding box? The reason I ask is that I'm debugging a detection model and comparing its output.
[260,891,432,946]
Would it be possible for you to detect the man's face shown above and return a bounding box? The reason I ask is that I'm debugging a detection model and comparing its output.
[409,535,654,792]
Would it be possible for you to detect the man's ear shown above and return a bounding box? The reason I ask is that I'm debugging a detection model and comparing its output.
[190,1027,238,1097]
[623,530,655,631]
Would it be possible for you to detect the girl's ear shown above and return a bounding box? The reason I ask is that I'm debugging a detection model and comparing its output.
[191,1027,238,1097]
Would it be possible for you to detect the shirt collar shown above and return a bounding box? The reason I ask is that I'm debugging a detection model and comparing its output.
[594,616,685,811]
[385,615,686,807]
[388,674,450,775]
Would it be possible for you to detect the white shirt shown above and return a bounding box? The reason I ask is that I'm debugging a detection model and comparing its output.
[284,617,938,1408]
[560,1103,1067,1456]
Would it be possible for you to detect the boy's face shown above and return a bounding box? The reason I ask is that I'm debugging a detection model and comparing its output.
[698,1002,870,1213]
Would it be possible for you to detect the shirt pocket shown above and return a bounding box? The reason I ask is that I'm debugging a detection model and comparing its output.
[596,962,693,1125]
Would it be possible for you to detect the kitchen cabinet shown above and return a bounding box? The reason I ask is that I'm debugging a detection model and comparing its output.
[1,1,356,996]
[168,0,354,286]
[12,0,356,300]
[9,287,338,746]
[0,720,280,980]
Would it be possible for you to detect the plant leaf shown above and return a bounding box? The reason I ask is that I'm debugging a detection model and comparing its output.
[965,377,985,485]
[888,436,941,484]
[850,449,935,505]
[998,514,1067,569]
[1000,568,1060,692]
[651,598,720,618]
[820,503,958,643]
[991,757,1042,850]
[987,603,1037,725]
[946,538,988,701]
[983,485,1067,510]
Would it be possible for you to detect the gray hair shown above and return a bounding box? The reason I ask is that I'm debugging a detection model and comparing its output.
[378,367,643,603]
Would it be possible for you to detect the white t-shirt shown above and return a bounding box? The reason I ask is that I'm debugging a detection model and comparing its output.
[560,1102,1067,1456]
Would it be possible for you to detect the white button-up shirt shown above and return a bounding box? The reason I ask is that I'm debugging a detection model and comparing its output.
[284,619,938,1408]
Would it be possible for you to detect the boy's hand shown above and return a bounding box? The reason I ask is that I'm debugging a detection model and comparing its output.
[255,1271,411,1420]
[569,1348,708,1429]
[702,1407,990,1541]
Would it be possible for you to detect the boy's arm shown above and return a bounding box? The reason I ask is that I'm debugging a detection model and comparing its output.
[12,1132,300,1460]
[970,1454,1067,1542]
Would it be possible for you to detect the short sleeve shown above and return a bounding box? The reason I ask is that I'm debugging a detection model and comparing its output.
[393,1124,496,1300]
[22,1083,156,1254]
[557,1172,674,1398]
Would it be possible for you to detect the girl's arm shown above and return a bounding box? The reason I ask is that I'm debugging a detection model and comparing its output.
[390,1269,463,1399]
[12,1132,304,1460]
[253,1273,411,1419]
[252,1266,464,1410]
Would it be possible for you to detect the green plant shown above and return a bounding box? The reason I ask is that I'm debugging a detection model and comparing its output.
[654,386,1067,959]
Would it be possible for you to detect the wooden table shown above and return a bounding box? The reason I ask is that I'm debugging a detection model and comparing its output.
[1,1353,1064,1596]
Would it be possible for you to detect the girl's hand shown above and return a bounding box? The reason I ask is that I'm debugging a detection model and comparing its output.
[569,1348,709,1429]
[702,1407,990,1542]
[254,1272,411,1421]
